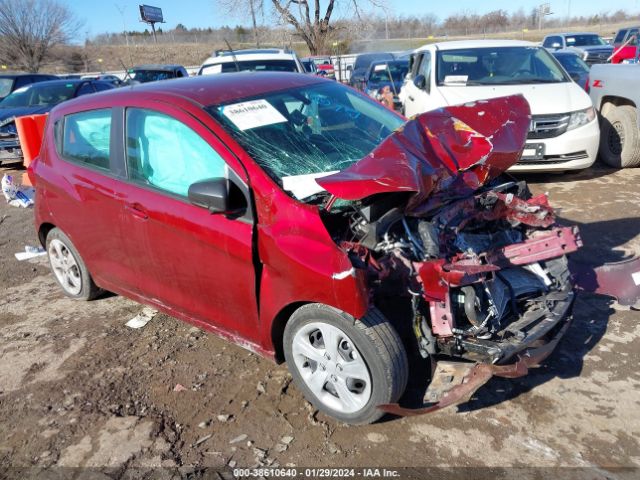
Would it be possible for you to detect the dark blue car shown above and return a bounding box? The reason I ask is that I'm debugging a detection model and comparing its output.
[552,51,590,91]
[363,59,409,110]
[0,79,114,162]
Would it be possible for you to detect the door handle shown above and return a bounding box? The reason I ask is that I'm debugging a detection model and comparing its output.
[408,95,415,101]
[125,202,149,220]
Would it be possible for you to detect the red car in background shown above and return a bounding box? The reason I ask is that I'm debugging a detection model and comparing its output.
[303,56,335,78]
[611,26,638,63]
[31,73,588,424]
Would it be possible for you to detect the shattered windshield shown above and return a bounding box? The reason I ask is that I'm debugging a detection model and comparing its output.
[206,81,404,200]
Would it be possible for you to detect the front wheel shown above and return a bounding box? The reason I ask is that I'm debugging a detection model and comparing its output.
[283,304,408,424]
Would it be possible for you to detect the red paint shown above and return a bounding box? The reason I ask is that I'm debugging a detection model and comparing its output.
[317,95,531,213]
[592,79,603,88]
[32,75,368,360]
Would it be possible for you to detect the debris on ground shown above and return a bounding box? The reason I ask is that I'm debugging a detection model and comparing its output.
[125,307,158,329]
[216,414,232,422]
[229,434,248,444]
[173,384,187,392]
[2,174,34,208]
[193,434,212,447]
[14,245,46,261]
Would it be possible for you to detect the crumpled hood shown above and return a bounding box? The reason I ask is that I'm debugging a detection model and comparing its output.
[316,94,531,214]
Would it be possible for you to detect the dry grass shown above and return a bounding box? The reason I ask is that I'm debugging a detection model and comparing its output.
[57,20,636,73]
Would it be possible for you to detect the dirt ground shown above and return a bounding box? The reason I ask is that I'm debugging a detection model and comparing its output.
[1,160,639,479]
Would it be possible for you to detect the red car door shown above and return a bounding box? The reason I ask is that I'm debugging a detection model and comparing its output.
[116,104,260,341]
[39,108,141,296]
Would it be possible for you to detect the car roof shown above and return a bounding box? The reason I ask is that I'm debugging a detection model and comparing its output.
[202,51,297,64]
[370,59,407,65]
[552,51,580,56]
[551,32,602,37]
[0,73,56,78]
[416,39,536,52]
[17,79,108,89]
[61,72,327,109]
[133,64,184,71]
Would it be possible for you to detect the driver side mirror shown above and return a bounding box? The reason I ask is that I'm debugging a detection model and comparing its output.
[413,74,427,91]
[187,177,247,214]
[347,65,353,72]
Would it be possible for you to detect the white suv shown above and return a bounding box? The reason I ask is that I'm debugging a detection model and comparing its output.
[198,48,304,75]
[401,40,599,173]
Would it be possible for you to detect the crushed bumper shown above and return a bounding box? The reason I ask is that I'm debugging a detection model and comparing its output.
[379,297,573,416]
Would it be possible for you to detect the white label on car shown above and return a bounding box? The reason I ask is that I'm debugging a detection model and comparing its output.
[443,75,468,85]
[281,171,339,200]
[632,271,640,286]
[203,64,222,74]
[374,64,388,71]
[221,99,287,131]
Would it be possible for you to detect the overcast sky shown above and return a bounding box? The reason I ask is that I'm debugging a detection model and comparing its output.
[65,0,638,39]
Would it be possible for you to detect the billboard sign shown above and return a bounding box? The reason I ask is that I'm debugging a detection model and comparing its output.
[139,4,163,23]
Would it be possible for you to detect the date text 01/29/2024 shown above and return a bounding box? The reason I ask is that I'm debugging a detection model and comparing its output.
[232,468,401,477]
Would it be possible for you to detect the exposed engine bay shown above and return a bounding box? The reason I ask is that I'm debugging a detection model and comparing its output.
[313,94,637,414]
[324,178,579,366]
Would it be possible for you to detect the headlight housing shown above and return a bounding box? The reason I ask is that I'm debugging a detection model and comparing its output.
[567,106,596,131]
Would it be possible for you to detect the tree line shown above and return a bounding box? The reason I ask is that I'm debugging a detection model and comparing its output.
[0,0,637,72]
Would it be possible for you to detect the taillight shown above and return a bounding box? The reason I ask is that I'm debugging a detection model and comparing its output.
[585,75,590,93]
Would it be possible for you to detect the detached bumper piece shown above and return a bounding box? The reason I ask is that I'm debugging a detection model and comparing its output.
[379,295,573,417]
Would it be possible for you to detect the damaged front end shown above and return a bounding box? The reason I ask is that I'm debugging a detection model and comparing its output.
[316,95,583,414]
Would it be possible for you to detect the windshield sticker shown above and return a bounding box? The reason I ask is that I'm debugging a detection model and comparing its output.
[221,99,287,131]
[443,75,468,85]
[282,171,339,200]
[374,64,388,71]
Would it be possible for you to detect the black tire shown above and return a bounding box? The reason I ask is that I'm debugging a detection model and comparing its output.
[599,104,640,168]
[46,228,101,301]
[283,304,408,424]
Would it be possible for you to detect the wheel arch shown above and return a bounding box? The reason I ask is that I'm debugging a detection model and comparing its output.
[271,301,312,363]
[600,96,637,116]
[38,222,56,247]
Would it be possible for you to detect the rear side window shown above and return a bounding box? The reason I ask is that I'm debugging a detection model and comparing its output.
[61,109,111,171]
[125,108,227,197]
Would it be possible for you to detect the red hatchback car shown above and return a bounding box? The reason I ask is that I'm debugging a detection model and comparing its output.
[32,72,580,424]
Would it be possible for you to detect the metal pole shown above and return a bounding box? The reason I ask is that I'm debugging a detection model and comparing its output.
[151,22,157,43]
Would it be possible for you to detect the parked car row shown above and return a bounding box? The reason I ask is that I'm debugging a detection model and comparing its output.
[12,28,638,427]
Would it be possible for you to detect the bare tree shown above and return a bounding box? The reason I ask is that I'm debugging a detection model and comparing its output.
[271,0,386,55]
[0,0,80,72]
[216,0,263,47]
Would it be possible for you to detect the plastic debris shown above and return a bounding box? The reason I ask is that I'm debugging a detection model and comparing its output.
[125,307,158,329]
[2,174,34,208]
[15,245,46,261]
[229,434,248,444]
[194,434,212,446]
[173,384,187,392]
[2,174,17,200]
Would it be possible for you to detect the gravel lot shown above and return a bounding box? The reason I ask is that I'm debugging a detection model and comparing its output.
[1,160,639,478]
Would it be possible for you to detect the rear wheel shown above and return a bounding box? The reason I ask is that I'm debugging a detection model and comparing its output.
[599,104,640,168]
[283,304,408,424]
[46,228,101,300]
